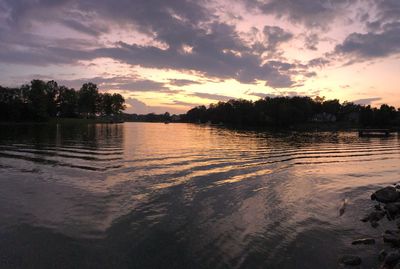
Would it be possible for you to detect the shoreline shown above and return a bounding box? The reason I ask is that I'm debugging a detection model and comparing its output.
[0,117,124,125]
[340,185,400,267]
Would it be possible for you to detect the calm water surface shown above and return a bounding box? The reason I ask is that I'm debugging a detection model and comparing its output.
[0,123,399,268]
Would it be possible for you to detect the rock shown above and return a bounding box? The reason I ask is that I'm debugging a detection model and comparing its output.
[396,185,400,190]
[361,215,370,222]
[396,220,400,229]
[339,255,362,266]
[361,211,386,223]
[372,187,400,203]
[371,221,380,228]
[385,202,400,217]
[371,211,386,221]
[379,250,388,261]
[376,204,383,211]
[384,251,400,265]
[383,234,400,246]
[352,238,376,245]
[384,230,400,235]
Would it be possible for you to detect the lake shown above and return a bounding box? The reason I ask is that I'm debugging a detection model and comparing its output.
[0,122,399,268]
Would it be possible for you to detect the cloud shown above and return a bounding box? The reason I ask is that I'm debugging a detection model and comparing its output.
[332,0,400,63]
[162,100,200,106]
[56,76,170,92]
[304,33,319,50]
[352,97,382,105]
[246,89,320,99]
[335,25,400,60]
[60,19,107,37]
[168,79,201,86]
[0,0,311,88]
[125,97,186,114]
[374,0,400,22]
[244,0,354,28]
[263,26,293,50]
[246,91,277,99]
[190,92,236,101]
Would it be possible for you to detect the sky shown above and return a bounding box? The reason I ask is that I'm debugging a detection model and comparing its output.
[0,0,399,114]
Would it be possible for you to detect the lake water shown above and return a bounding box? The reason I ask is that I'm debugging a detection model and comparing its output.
[0,123,399,268]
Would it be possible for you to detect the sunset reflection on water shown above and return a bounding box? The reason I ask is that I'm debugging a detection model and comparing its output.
[0,123,399,268]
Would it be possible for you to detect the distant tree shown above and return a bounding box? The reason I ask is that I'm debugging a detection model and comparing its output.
[0,80,126,122]
[376,104,397,126]
[98,93,113,116]
[78,82,99,118]
[28,80,48,120]
[186,105,207,123]
[111,93,125,114]
[321,99,341,115]
[45,80,59,117]
[57,86,78,117]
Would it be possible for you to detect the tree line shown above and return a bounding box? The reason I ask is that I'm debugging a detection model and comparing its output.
[0,80,125,121]
[182,96,400,127]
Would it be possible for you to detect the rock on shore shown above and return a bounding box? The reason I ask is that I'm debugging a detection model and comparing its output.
[340,185,400,267]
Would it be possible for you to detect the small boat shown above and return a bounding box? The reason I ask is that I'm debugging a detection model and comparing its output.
[358,129,391,137]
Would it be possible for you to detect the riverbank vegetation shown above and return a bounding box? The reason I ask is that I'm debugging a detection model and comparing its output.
[182,97,400,128]
[0,80,125,122]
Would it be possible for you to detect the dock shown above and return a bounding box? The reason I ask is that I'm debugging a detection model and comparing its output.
[358,129,391,137]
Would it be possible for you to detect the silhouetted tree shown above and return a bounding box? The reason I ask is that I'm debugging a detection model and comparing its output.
[0,79,126,121]
[78,82,99,118]
[182,96,400,128]
[28,80,48,120]
[57,86,78,117]
[111,93,125,115]
[45,80,59,117]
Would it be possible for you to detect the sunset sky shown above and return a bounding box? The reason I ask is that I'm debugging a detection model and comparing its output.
[0,0,399,114]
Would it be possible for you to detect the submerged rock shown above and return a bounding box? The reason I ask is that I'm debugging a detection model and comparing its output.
[383,251,400,266]
[379,250,388,261]
[361,211,386,223]
[352,238,376,245]
[339,255,362,266]
[371,221,380,228]
[383,234,400,246]
[372,187,400,203]
[385,202,400,218]
[384,230,400,235]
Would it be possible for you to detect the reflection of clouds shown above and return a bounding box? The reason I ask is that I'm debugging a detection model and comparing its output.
[1,124,400,268]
